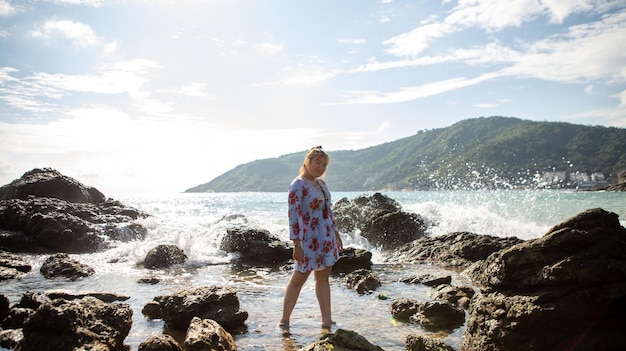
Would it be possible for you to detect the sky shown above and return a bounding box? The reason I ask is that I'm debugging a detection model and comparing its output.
[1,0,625,194]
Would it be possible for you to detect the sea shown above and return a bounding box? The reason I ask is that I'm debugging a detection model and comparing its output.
[1,190,625,351]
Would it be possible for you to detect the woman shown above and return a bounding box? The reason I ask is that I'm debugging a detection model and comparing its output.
[278,146,343,336]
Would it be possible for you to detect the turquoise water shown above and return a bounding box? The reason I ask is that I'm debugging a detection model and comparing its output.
[1,190,623,350]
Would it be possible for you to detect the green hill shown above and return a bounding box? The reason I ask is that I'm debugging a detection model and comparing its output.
[185,116,626,192]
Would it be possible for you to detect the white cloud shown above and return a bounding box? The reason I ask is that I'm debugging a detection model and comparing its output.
[0,0,17,16]
[32,19,99,47]
[341,73,501,104]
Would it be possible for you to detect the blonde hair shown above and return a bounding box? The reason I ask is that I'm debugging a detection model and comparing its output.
[299,146,330,178]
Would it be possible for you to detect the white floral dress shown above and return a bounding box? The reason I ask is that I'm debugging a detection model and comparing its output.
[288,176,340,273]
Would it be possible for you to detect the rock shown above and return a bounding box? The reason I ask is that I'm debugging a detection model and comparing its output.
[0,328,22,349]
[153,286,248,333]
[141,301,162,319]
[333,193,426,250]
[15,294,132,351]
[462,208,626,351]
[144,244,188,269]
[401,273,452,287]
[389,231,523,269]
[300,329,384,351]
[0,168,105,204]
[390,298,421,322]
[0,168,148,253]
[40,253,95,279]
[409,300,465,331]
[138,334,183,351]
[405,334,456,351]
[183,317,236,351]
[332,247,373,274]
[345,268,381,294]
[0,293,8,320]
[2,307,36,329]
[430,285,475,309]
[219,226,291,264]
[0,250,32,281]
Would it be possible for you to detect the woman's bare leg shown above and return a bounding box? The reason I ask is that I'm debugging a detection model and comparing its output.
[280,270,310,326]
[314,266,333,328]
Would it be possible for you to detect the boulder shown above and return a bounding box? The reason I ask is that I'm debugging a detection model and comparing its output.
[333,193,426,250]
[345,268,381,294]
[219,226,291,264]
[0,329,22,349]
[300,329,384,351]
[153,286,248,333]
[390,297,421,321]
[40,253,95,279]
[0,168,148,253]
[0,250,32,281]
[138,334,182,351]
[0,168,105,204]
[409,300,465,331]
[183,317,236,351]
[462,208,626,351]
[389,231,523,269]
[332,247,373,274]
[14,294,132,351]
[144,244,188,269]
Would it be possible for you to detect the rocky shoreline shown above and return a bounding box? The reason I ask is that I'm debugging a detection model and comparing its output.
[1,168,625,350]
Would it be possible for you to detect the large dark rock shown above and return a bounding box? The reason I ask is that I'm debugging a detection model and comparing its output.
[389,231,523,269]
[345,268,381,294]
[0,169,148,253]
[143,244,188,269]
[0,168,105,204]
[10,292,132,351]
[152,286,248,333]
[219,226,291,264]
[300,329,384,351]
[40,253,95,279]
[406,334,456,351]
[332,247,373,274]
[333,193,426,250]
[462,208,626,351]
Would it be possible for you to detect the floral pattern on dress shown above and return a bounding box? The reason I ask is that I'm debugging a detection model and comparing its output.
[288,176,340,273]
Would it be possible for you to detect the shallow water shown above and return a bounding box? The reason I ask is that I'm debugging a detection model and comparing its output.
[1,190,624,350]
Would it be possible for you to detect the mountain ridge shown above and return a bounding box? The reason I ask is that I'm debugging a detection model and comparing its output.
[185,116,626,192]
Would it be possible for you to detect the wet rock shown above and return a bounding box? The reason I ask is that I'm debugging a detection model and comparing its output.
[332,247,373,274]
[183,317,236,351]
[406,334,456,351]
[219,226,291,264]
[430,285,475,309]
[0,169,148,254]
[0,250,31,281]
[390,297,421,321]
[345,268,381,294]
[462,208,626,351]
[138,334,182,351]
[409,300,465,331]
[143,244,188,269]
[389,231,523,269]
[333,193,426,250]
[141,301,162,320]
[606,169,626,191]
[300,329,384,351]
[153,285,248,333]
[15,294,132,351]
[400,273,452,287]
[0,168,105,204]
[40,253,95,279]
[0,293,8,320]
